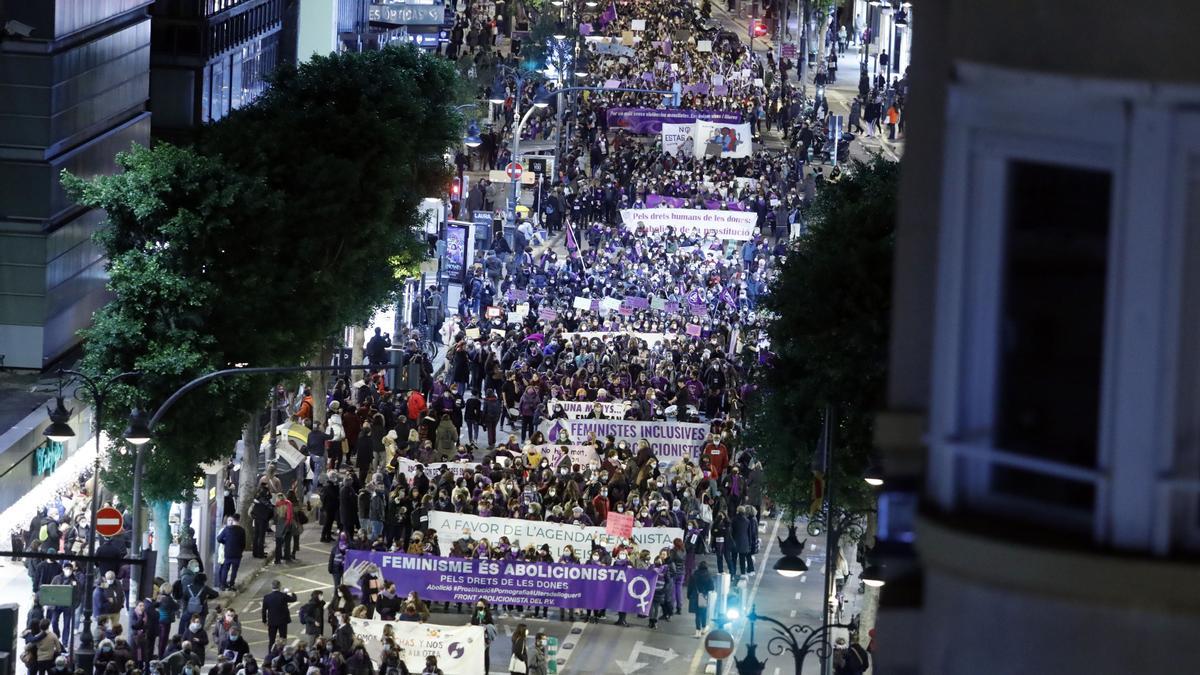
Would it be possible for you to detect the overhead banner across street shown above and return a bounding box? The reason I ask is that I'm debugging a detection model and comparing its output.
[620,207,758,240]
[349,617,485,674]
[427,512,683,559]
[346,550,662,613]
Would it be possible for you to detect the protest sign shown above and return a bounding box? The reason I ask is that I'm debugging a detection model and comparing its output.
[465,327,480,339]
[694,120,753,159]
[546,399,630,419]
[697,39,712,52]
[631,18,646,30]
[539,307,559,322]
[350,618,484,674]
[427,512,683,561]
[540,418,709,461]
[600,297,622,312]
[573,296,594,310]
[507,288,529,302]
[661,122,694,156]
[686,323,703,337]
[523,442,601,467]
[606,512,635,538]
[620,207,758,240]
[346,550,661,613]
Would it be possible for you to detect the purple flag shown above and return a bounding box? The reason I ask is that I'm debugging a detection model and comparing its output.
[598,0,617,28]
[720,287,737,308]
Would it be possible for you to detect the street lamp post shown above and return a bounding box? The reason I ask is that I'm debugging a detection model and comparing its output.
[44,369,140,657]
[125,364,405,564]
[735,605,855,675]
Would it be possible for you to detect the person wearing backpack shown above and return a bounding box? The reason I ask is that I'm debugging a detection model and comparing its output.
[175,573,217,636]
[300,590,325,640]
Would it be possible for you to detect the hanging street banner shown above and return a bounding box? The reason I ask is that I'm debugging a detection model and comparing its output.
[606,107,743,134]
[620,207,758,241]
[545,399,631,419]
[540,418,709,461]
[349,617,484,674]
[345,551,661,613]
[427,512,682,560]
[661,122,694,156]
[693,120,754,158]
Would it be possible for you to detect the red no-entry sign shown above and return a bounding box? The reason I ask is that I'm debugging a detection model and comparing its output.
[505,162,524,180]
[705,629,734,659]
[95,506,124,537]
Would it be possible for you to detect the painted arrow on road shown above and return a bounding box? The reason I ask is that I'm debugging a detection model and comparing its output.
[614,640,678,674]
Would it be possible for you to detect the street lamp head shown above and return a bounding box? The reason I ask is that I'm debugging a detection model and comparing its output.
[533,83,552,108]
[44,396,75,443]
[488,78,507,104]
[123,408,152,446]
[862,562,886,588]
[864,464,885,487]
[464,121,483,148]
[773,554,808,578]
[725,606,741,621]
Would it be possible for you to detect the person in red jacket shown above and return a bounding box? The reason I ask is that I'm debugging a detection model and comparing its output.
[591,488,610,524]
[703,435,730,477]
[406,390,427,426]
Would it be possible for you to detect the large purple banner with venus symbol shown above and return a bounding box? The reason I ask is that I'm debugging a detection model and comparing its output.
[345,551,660,614]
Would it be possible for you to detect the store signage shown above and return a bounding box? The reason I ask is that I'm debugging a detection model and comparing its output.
[368,4,444,26]
[32,440,65,477]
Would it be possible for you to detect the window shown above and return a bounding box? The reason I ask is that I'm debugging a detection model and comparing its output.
[990,162,1112,507]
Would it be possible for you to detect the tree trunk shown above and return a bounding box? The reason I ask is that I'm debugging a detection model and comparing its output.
[311,341,334,425]
[238,411,261,527]
[351,325,365,381]
[151,499,172,579]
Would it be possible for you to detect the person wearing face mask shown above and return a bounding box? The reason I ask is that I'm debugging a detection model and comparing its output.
[526,632,548,675]
[180,615,209,659]
[174,568,216,637]
[219,621,250,664]
[47,563,79,647]
[611,548,632,627]
[469,601,496,673]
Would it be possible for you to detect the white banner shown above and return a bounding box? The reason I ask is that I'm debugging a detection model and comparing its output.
[428,512,682,559]
[524,442,602,466]
[546,399,631,419]
[350,617,485,675]
[661,122,694,156]
[693,120,753,158]
[539,418,709,462]
[619,208,757,241]
[394,458,482,480]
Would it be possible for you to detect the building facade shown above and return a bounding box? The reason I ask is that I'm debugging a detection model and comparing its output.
[148,0,289,140]
[0,0,153,369]
[876,0,1200,672]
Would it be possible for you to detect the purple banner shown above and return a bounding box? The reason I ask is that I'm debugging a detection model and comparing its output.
[346,551,660,614]
[644,194,749,211]
[606,107,743,135]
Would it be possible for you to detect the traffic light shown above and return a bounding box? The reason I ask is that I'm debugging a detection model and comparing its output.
[751,19,768,38]
[450,176,461,200]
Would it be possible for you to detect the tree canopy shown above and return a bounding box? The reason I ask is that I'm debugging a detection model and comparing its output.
[63,44,465,503]
[747,156,898,518]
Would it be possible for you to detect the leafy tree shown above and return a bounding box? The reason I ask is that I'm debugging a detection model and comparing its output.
[197,44,462,364]
[62,144,273,505]
[747,156,898,518]
[61,45,466,549]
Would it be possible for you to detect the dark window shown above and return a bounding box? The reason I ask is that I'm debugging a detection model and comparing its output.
[992,161,1111,503]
